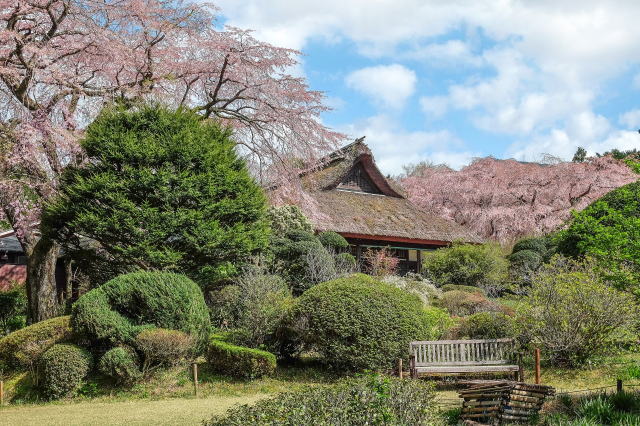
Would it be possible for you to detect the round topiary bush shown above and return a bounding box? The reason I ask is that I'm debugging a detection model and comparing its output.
[72,272,210,350]
[98,346,141,385]
[0,315,73,371]
[512,237,548,255]
[38,344,92,399]
[317,231,349,251]
[508,250,543,271]
[288,274,437,371]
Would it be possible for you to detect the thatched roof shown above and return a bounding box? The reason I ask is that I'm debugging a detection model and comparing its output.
[299,139,483,245]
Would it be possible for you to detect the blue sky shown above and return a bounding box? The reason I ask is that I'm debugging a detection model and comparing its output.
[216,0,640,174]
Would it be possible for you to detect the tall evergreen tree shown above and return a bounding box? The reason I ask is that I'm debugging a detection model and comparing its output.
[43,105,270,287]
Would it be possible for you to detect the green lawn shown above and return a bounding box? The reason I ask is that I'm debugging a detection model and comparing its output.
[4,353,640,425]
[0,394,265,426]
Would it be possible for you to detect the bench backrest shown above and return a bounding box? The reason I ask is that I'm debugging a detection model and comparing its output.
[410,338,515,366]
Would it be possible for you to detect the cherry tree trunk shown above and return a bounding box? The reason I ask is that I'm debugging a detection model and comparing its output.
[26,237,61,323]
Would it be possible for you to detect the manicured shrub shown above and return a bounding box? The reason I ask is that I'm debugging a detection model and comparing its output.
[512,237,548,255]
[436,290,507,317]
[440,284,486,296]
[0,315,73,371]
[422,243,509,296]
[423,307,455,338]
[270,231,337,294]
[454,312,515,339]
[72,272,210,350]
[517,256,637,367]
[38,344,92,399]
[508,249,543,271]
[207,267,292,350]
[266,205,313,235]
[205,374,440,426]
[206,333,276,379]
[98,346,141,385]
[134,328,194,374]
[288,274,439,371]
[317,231,349,251]
[44,104,269,286]
[334,252,357,273]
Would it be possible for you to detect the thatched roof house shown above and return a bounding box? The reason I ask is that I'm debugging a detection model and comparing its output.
[296,138,483,274]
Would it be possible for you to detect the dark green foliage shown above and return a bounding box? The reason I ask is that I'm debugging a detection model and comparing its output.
[456,312,515,339]
[207,333,276,379]
[43,104,269,286]
[422,243,509,296]
[572,147,587,163]
[270,230,337,294]
[508,249,543,269]
[204,374,440,426]
[98,346,141,385]
[38,344,92,400]
[289,274,440,371]
[134,328,194,374]
[0,315,73,370]
[512,237,548,255]
[72,272,210,350]
[317,231,349,251]
[0,284,27,335]
[335,252,357,269]
[556,181,640,293]
[440,284,486,295]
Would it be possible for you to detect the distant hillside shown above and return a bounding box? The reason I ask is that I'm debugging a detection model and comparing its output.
[401,156,638,243]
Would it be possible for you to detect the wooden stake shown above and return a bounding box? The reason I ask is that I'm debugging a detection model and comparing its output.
[398,359,403,379]
[617,379,623,394]
[534,348,541,385]
[0,379,4,406]
[192,363,199,397]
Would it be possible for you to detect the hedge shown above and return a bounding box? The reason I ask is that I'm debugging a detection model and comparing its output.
[38,344,92,399]
[205,374,440,426]
[72,272,210,350]
[0,315,73,371]
[289,274,437,371]
[98,346,141,385]
[206,333,276,379]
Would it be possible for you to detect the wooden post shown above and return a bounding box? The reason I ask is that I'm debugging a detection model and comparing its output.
[534,348,541,385]
[0,379,4,406]
[192,362,199,397]
[398,358,403,379]
[617,379,623,394]
[517,353,524,383]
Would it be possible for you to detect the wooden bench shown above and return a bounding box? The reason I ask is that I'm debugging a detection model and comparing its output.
[409,338,522,380]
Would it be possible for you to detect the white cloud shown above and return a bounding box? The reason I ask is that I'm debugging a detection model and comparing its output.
[345,64,417,109]
[339,114,478,173]
[404,40,482,67]
[216,0,640,162]
[619,109,640,129]
[420,96,449,118]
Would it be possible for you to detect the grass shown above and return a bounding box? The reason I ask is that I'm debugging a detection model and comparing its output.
[0,361,337,425]
[0,394,266,425]
[4,352,640,425]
